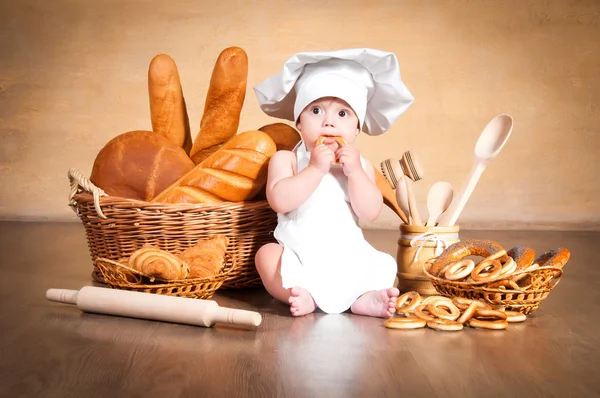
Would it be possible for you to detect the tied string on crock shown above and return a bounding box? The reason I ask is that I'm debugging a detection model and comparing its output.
[408,231,451,263]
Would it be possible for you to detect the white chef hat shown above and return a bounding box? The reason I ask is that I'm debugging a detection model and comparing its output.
[253,48,414,136]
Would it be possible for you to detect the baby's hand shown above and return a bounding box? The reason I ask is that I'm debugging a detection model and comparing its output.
[337,144,362,176]
[309,143,335,174]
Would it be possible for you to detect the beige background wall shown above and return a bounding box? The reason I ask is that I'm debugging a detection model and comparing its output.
[0,0,598,230]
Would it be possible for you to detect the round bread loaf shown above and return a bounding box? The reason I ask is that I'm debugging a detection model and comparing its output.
[90,130,195,201]
[258,122,301,151]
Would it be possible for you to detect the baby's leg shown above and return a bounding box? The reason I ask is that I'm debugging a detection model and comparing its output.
[255,243,316,317]
[350,287,399,318]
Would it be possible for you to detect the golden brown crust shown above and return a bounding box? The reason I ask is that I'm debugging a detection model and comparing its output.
[471,258,503,283]
[429,239,505,277]
[152,130,277,203]
[444,259,475,281]
[384,294,527,331]
[384,316,427,329]
[473,309,508,321]
[190,47,249,165]
[90,130,195,201]
[507,245,536,271]
[395,291,421,314]
[258,123,301,151]
[129,245,190,281]
[315,136,347,165]
[148,54,192,154]
[426,319,463,331]
[468,318,508,330]
[504,311,527,323]
[179,235,229,279]
[428,300,460,321]
[534,248,571,269]
[414,305,436,321]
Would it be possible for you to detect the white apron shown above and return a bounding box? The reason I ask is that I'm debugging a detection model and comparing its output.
[274,141,397,314]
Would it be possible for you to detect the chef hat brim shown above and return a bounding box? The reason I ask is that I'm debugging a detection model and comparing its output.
[253,48,414,136]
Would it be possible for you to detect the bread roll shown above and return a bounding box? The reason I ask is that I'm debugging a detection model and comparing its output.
[151,130,276,204]
[258,123,301,151]
[148,54,193,154]
[129,245,190,281]
[190,46,248,164]
[90,130,195,201]
[179,235,229,279]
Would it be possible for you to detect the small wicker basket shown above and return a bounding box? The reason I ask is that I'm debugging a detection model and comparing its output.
[423,262,564,315]
[94,252,235,299]
[68,168,277,289]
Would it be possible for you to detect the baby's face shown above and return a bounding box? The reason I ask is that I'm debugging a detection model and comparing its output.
[297,97,359,151]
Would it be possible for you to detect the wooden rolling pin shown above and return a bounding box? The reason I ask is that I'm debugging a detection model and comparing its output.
[46,286,262,328]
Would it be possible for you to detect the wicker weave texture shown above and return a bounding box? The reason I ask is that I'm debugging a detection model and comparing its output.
[94,251,236,299]
[424,265,563,314]
[73,192,277,289]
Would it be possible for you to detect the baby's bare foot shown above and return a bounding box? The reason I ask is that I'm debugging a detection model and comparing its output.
[288,286,317,317]
[350,287,399,318]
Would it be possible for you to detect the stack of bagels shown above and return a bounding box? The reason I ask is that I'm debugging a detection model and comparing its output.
[89,47,302,204]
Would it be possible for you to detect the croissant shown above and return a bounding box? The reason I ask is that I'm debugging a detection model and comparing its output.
[129,245,190,281]
[179,235,229,279]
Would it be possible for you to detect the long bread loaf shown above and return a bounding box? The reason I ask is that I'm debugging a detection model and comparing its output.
[152,130,276,203]
[189,47,248,164]
[148,54,192,153]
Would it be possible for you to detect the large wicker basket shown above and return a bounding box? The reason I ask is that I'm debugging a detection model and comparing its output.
[423,262,564,314]
[68,168,277,289]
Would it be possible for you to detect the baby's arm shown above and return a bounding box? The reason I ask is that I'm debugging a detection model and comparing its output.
[265,150,325,214]
[347,160,383,222]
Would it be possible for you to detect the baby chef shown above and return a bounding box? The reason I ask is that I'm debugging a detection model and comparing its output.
[252,48,414,318]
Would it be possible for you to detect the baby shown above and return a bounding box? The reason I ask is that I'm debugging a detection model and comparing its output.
[253,48,414,318]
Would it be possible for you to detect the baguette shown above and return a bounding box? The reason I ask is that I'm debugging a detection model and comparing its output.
[148,54,192,154]
[152,130,277,203]
[189,46,249,164]
[90,130,195,201]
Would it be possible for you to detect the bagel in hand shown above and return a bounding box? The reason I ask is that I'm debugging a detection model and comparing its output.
[315,135,347,165]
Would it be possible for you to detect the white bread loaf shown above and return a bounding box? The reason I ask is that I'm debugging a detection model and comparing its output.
[151,130,277,203]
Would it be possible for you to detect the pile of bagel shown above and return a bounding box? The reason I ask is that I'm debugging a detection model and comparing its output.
[385,292,527,331]
[426,239,570,290]
[384,239,571,332]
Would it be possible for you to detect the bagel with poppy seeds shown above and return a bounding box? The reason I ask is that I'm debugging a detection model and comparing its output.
[428,239,506,277]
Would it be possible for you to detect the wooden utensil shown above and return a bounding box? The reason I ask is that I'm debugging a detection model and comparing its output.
[437,114,513,227]
[395,174,412,225]
[380,159,412,225]
[374,169,409,224]
[380,158,403,190]
[47,286,262,328]
[399,151,424,226]
[425,181,454,227]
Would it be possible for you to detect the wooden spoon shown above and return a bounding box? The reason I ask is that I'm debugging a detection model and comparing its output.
[425,181,454,227]
[395,174,412,225]
[437,114,513,226]
[374,169,409,224]
[399,151,425,226]
[380,158,411,224]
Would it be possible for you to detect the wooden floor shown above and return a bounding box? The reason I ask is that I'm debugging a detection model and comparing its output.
[0,222,598,397]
